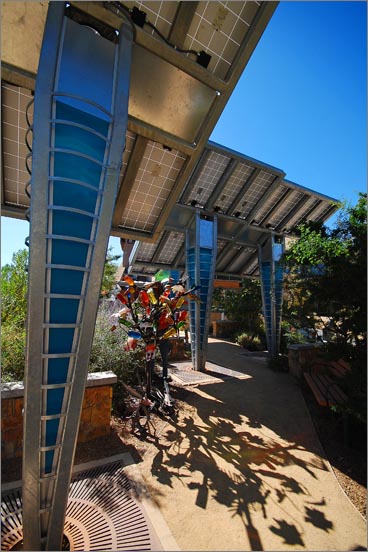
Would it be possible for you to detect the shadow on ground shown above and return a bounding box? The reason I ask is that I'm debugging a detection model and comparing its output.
[145,338,337,552]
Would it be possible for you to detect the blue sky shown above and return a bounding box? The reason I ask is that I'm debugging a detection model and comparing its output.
[1,1,366,267]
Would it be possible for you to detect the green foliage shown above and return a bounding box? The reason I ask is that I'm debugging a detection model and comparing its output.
[283,193,367,346]
[279,321,310,353]
[283,194,367,425]
[89,300,144,414]
[1,325,26,382]
[235,332,264,351]
[213,279,265,337]
[1,249,28,328]
[1,249,28,381]
[100,247,121,297]
[211,287,226,312]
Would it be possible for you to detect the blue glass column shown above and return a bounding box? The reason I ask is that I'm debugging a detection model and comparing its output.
[22,4,132,550]
[258,235,284,357]
[186,212,217,370]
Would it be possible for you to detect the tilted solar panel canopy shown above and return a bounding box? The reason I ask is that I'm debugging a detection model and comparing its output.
[2,1,279,233]
[128,140,338,280]
[1,1,337,279]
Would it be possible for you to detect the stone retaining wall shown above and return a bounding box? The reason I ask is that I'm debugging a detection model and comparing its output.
[212,320,239,338]
[287,344,323,379]
[1,371,117,460]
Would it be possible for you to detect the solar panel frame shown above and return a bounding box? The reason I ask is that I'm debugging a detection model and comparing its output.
[284,197,321,230]
[226,245,255,272]
[251,184,288,225]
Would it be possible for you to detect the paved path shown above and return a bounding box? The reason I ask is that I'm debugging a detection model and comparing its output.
[135,338,366,551]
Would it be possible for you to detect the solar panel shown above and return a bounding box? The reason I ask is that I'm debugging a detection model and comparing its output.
[252,184,288,224]
[278,195,318,231]
[1,3,338,283]
[2,83,33,209]
[218,162,254,213]
[156,231,184,264]
[119,140,187,231]
[237,170,276,219]
[227,246,254,272]
[127,1,179,37]
[133,239,159,262]
[266,189,305,228]
[184,1,260,79]
[184,150,230,206]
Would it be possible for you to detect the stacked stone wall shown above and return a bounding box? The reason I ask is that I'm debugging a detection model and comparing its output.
[1,371,116,460]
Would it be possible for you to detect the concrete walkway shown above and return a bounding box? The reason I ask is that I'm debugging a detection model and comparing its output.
[134,338,366,551]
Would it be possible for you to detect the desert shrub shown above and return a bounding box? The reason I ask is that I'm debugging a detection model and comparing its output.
[89,300,145,414]
[236,332,264,351]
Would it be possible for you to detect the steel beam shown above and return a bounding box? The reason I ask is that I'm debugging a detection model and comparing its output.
[112,135,148,227]
[206,158,238,210]
[178,148,211,204]
[22,4,133,549]
[168,2,199,47]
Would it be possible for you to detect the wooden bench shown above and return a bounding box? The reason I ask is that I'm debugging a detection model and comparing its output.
[303,358,350,407]
[327,358,351,378]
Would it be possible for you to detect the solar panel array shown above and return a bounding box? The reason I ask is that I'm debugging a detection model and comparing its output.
[129,141,337,279]
[1,1,338,281]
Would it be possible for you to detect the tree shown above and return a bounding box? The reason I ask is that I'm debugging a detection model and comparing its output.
[100,247,122,296]
[1,249,28,381]
[1,249,28,328]
[282,194,367,424]
[283,193,367,346]
[212,279,265,339]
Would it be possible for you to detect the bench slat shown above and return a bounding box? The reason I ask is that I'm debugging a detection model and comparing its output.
[303,372,347,407]
[304,373,328,406]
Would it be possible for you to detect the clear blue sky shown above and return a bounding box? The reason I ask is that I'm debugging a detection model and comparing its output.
[1,1,366,267]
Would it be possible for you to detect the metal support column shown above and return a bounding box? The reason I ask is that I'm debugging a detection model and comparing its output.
[258,235,284,357]
[22,3,132,550]
[186,211,217,370]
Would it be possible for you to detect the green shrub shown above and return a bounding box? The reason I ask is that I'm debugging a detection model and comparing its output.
[268,354,289,372]
[279,321,309,353]
[1,324,26,382]
[236,332,264,351]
